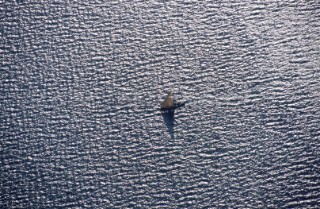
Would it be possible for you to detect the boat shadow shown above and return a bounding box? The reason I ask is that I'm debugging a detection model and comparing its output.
[161,109,175,139]
[160,101,186,139]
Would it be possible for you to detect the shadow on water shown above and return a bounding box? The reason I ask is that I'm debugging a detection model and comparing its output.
[161,110,175,139]
[160,101,186,139]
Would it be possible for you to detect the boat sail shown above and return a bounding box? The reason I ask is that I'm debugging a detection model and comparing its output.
[160,91,174,109]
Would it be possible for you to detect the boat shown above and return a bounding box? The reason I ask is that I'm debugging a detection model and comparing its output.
[161,91,174,109]
[160,91,185,111]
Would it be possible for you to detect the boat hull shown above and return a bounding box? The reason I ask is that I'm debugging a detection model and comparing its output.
[160,102,185,111]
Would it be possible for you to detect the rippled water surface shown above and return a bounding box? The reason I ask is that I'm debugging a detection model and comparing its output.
[1,0,320,208]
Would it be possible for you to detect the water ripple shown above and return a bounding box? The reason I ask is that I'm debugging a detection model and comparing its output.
[1,0,320,208]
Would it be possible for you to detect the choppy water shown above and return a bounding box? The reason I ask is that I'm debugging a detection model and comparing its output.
[1,0,320,208]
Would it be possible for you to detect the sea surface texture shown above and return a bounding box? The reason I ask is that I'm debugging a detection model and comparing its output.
[1,0,320,208]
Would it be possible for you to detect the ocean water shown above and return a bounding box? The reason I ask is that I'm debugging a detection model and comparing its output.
[1,0,320,208]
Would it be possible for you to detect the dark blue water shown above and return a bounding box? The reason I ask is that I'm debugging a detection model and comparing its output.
[1,0,320,208]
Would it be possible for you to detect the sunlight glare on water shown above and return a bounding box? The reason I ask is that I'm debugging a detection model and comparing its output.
[1,0,320,208]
